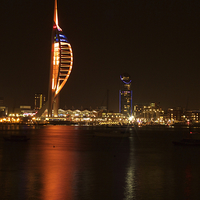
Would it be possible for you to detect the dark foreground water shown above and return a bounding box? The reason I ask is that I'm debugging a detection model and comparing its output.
[1,125,200,200]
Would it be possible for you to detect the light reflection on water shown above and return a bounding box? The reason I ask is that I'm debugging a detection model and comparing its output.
[1,125,200,199]
[124,137,137,200]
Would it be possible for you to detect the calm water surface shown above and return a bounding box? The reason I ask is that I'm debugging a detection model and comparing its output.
[1,125,200,200]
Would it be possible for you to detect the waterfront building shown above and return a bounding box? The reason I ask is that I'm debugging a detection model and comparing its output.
[55,109,128,125]
[12,106,35,117]
[167,107,184,122]
[143,102,164,122]
[133,104,144,119]
[185,110,200,122]
[119,73,132,116]
[168,108,200,123]
[134,102,164,123]
[34,93,46,110]
[36,0,73,118]
[58,109,98,120]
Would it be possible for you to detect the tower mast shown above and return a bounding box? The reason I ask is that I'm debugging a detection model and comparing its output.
[48,0,58,117]
[54,0,59,27]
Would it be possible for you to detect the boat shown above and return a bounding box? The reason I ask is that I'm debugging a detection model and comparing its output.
[3,135,30,141]
[172,131,200,146]
[94,130,130,137]
[172,138,200,146]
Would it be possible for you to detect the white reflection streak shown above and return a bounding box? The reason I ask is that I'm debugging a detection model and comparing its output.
[124,137,136,200]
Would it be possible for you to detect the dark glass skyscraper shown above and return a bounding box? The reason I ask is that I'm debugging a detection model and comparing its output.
[119,73,132,116]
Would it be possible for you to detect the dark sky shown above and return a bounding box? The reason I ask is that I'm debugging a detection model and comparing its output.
[1,0,200,112]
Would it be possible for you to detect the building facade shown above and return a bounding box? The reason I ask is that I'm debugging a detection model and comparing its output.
[134,102,164,123]
[119,73,132,116]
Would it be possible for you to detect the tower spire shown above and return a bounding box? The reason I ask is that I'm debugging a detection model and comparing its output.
[54,0,58,26]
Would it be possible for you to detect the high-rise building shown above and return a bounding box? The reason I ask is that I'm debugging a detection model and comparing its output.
[119,73,132,116]
[34,93,46,110]
[36,0,73,117]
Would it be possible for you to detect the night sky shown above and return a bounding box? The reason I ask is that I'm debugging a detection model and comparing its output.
[1,0,200,112]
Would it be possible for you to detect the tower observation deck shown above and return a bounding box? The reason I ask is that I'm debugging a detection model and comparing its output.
[37,0,73,117]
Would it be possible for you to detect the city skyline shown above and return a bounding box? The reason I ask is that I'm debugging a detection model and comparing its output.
[1,0,200,112]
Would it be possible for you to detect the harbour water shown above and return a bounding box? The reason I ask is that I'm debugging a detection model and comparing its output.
[1,125,200,200]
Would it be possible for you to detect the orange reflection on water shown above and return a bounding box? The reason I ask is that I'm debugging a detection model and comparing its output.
[38,126,77,200]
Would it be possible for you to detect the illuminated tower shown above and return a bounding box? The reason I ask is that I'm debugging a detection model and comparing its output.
[119,73,132,116]
[48,0,73,117]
